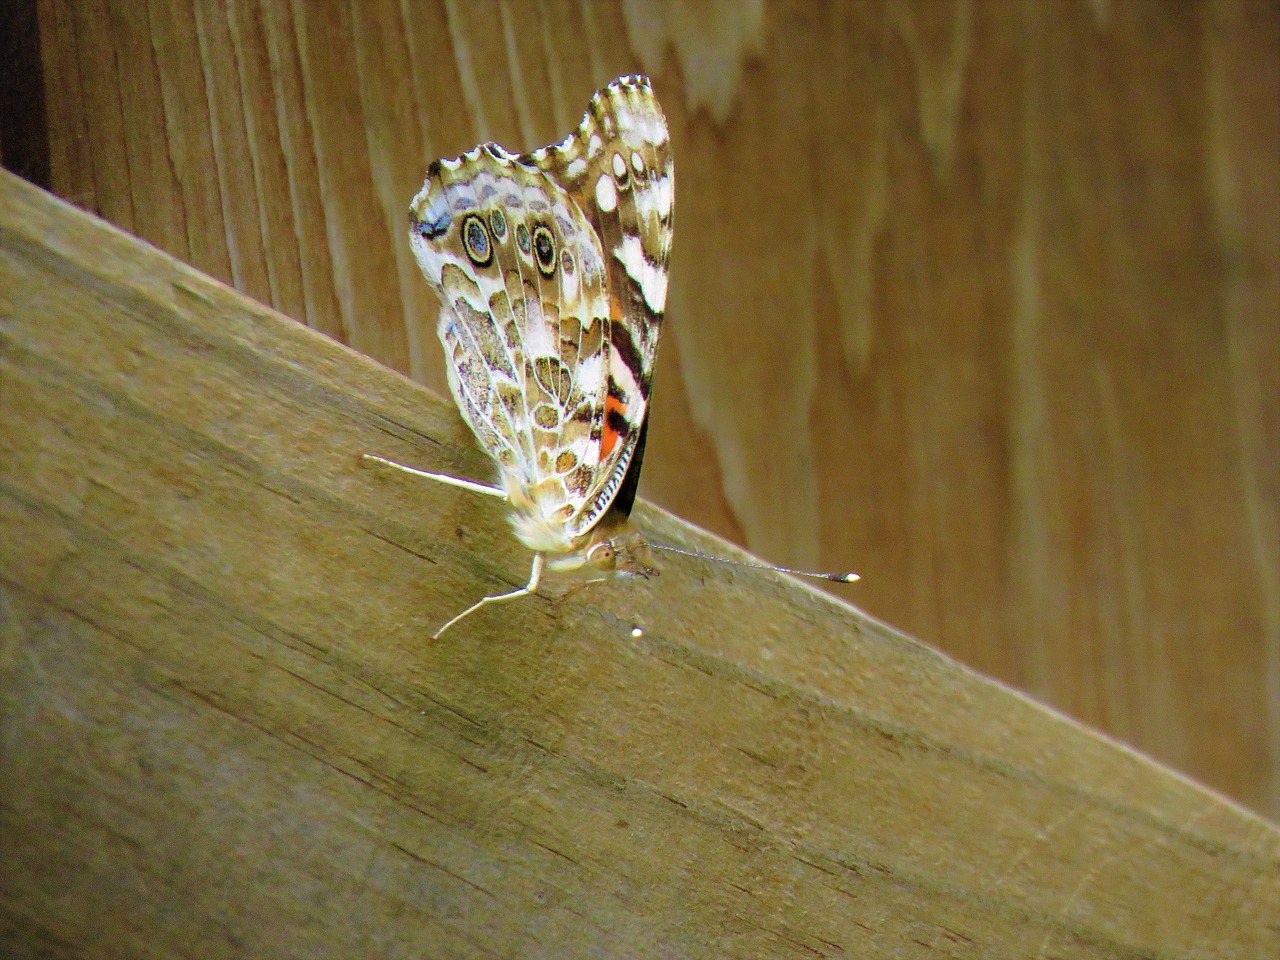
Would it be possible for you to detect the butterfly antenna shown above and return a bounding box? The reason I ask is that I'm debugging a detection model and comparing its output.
[647,543,859,583]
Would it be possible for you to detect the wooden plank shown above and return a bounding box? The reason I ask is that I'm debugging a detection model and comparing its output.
[2,169,1277,958]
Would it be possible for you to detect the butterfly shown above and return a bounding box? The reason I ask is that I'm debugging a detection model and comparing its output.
[363,75,854,638]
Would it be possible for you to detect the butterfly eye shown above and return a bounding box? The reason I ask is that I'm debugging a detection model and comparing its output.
[532,225,556,276]
[462,214,492,266]
[489,209,507,241]
[587,542,618,571]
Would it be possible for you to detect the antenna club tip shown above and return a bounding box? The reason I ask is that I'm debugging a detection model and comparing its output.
[834,573,861,583]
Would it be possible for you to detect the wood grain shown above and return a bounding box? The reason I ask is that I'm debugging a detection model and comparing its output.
[3,166,1278,960]
[20,0,1280,824]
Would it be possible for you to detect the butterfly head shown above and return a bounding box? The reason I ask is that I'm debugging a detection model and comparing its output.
[582,523,658,580]
[538,519,657,581]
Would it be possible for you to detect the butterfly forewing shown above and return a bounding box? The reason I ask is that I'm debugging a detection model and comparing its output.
[409,75,673,549]
[532,79,674,533]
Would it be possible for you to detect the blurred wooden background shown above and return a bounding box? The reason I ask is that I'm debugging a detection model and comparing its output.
[5,0,1276,822]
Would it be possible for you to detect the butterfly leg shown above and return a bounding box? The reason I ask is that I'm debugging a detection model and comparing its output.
[359,453,507,499]
[433,553,545,639]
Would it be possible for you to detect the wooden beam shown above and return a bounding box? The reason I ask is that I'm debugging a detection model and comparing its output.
[2,169,1276,958]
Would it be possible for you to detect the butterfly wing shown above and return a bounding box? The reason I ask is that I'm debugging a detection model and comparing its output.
[409,75,673,546]
[529,76,674,535]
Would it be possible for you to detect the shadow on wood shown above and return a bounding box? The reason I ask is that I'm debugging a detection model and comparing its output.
[2,170,1277,958]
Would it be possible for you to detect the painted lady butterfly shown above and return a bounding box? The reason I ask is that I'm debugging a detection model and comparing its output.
[364,76,854,638]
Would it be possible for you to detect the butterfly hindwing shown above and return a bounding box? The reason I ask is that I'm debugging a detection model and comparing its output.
[413,158,610,516]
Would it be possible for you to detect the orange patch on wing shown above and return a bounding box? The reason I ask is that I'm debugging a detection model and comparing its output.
[602,394,626,459]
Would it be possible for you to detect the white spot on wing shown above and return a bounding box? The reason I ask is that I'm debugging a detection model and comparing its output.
[608,343,642,398]
[595,174,617,213]
[577,352,603,385]
[657,176,672,218]
[560,253,580,301]
[634,184,661,222]
[615,234,668,312]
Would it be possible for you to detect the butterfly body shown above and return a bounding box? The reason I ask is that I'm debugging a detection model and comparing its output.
[365,75,854,635]
[405,75,672,621]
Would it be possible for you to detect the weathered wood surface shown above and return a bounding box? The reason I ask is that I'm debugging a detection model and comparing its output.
[23,0,1280,821]
[3,170,1278,957]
